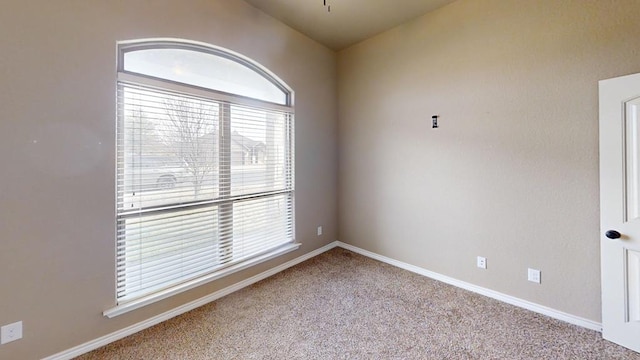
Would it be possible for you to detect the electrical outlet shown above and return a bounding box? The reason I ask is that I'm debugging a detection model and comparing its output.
[477,256,487,269]
[528,268,541,284]
[317,226,323,236]
[1,321,23,344]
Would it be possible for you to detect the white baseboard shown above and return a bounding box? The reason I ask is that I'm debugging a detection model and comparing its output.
[42,241,339,360]
[44,240,602,359]
[336,241,602,332]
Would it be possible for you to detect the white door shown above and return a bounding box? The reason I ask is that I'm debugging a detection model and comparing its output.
[600,72,640,353]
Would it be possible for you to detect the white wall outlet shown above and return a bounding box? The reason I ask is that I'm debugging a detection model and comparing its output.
[317,226,323,236]
[1,321,23,344]
[528,268,541,284]
[477,256,487,269]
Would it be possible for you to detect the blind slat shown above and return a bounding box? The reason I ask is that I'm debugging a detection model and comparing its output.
[116,80,294,303]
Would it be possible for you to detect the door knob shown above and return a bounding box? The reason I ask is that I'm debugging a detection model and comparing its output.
[605,230,621,239]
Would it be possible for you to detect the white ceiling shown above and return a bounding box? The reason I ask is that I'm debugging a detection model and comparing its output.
[244,0,458,51]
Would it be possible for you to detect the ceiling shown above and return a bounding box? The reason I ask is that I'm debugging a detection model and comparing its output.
[244,0,458,51]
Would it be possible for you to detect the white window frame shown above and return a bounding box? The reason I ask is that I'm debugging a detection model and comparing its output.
[104,39,297,317]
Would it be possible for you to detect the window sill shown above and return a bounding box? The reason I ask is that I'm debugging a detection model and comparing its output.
[103,242,301,318]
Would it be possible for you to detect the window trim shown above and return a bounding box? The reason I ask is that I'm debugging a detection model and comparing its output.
[104,242,299,318]
[105,39,297,317]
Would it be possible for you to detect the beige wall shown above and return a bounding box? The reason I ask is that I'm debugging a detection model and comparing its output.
[0,1,337,359]
[338,0,640,322]
[4,0,640,357]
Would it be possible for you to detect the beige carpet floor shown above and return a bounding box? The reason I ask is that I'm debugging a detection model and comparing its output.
[76,248,640,359]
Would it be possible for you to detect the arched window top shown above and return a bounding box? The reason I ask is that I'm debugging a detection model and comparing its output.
[118,40,291,106]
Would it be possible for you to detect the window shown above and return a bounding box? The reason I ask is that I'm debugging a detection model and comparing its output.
[109,40,296,314]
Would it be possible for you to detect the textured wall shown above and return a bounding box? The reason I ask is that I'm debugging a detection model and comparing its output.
[0,1,337,358]
[338,0,640,322]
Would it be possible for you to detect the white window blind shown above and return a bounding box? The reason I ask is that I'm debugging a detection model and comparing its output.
[114,41,294,305]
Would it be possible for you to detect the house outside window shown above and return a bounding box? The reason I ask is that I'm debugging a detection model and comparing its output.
[110,39,296,314]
